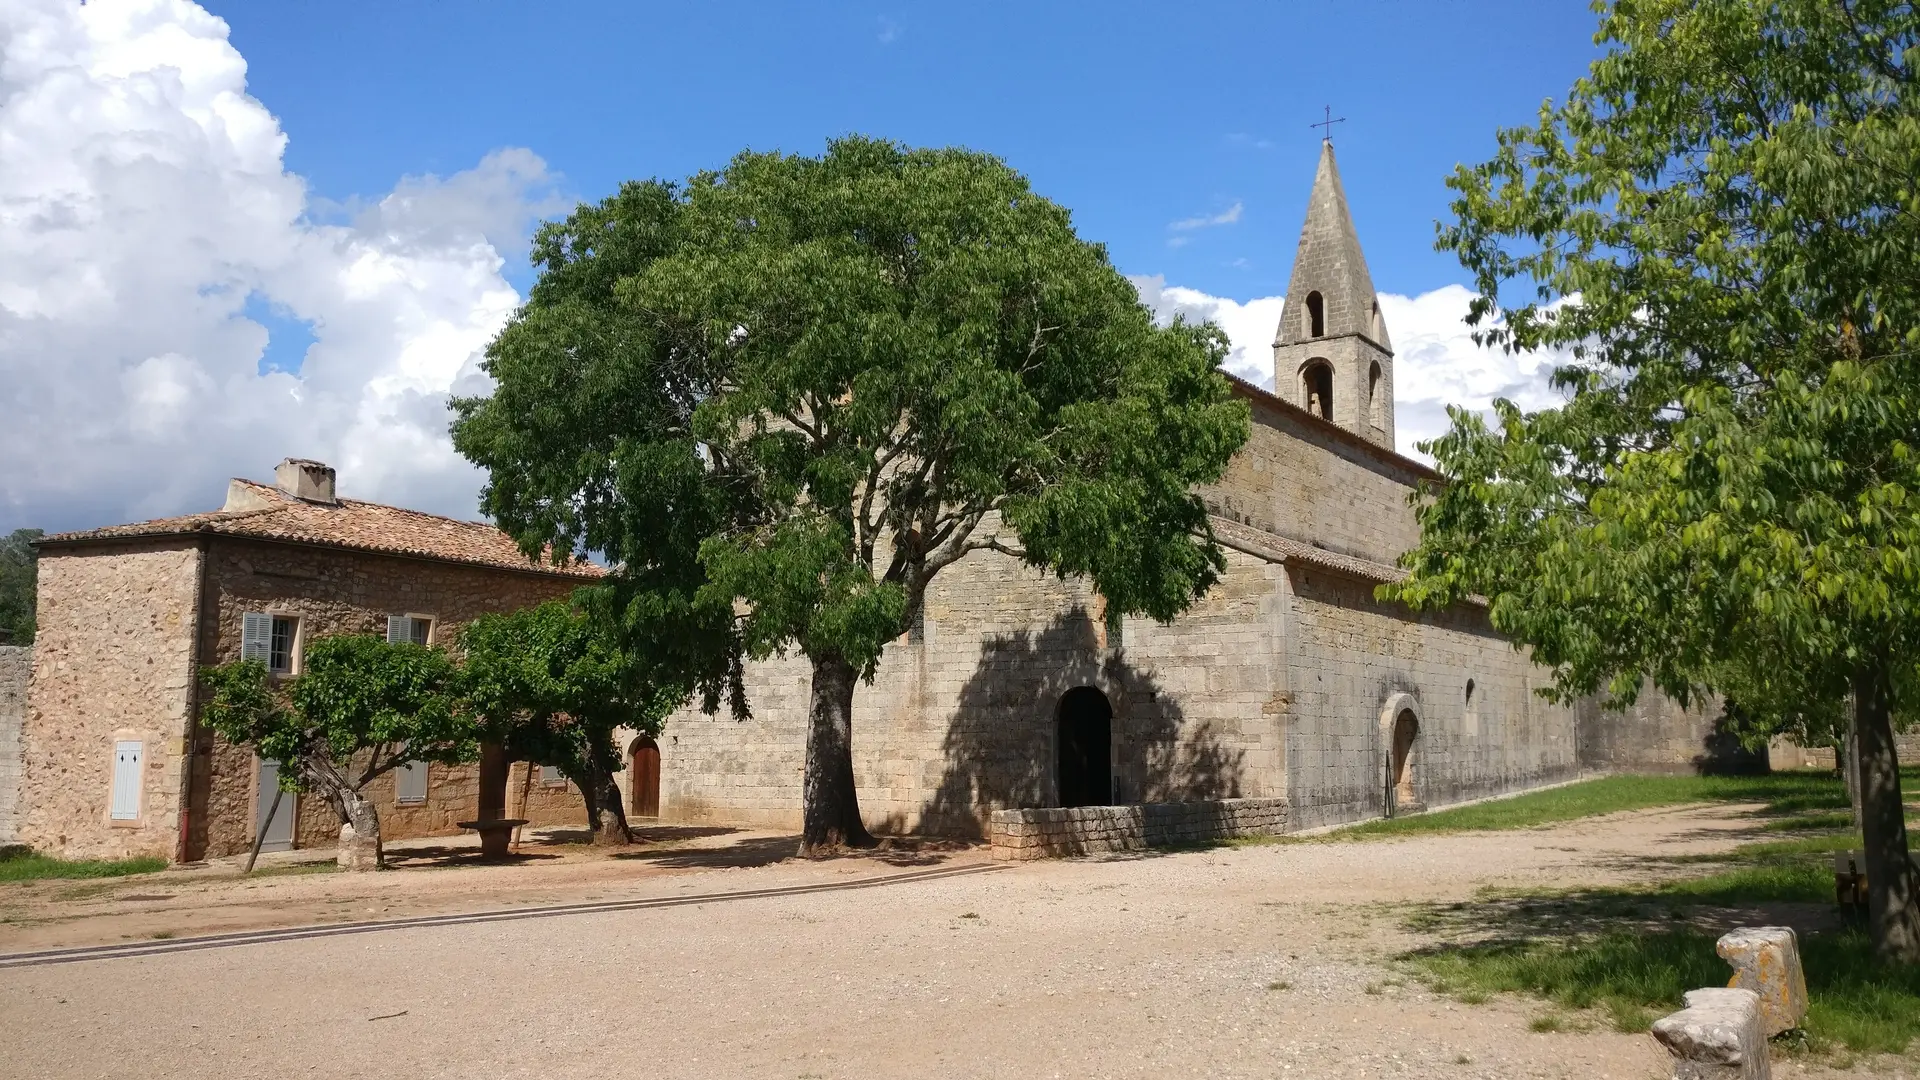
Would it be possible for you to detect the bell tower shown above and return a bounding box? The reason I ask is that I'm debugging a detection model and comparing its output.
[1272,141,1394,449]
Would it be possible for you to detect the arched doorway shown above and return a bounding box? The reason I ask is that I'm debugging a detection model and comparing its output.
[1056,687,1112,808]
[1389,709,1419,813]
[628,735,660,818]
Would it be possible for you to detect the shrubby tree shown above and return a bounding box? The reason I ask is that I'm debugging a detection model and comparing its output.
[1383,0,1920,960]
[455,137,1249,853]
[0,528,42,645]
[201,635,471,869]
[460,598,677,844]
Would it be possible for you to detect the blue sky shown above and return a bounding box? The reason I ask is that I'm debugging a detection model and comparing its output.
[213,1,1601,301]
[1,1,1601,534]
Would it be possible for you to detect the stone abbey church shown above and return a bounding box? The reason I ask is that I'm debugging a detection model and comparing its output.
[8,144,1752,864]
[658,143,1587,837]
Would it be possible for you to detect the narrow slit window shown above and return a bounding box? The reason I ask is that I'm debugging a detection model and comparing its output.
[1305,291,1325,338]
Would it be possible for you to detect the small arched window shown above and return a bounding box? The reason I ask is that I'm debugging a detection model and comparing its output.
[1305,291,1325,338]
[1465,678,1476,705]
[1302,360,1334,421]
[1371,299,1383,341]
[1368,361,1383,430]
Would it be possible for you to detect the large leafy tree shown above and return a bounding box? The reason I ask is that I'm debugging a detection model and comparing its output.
[0,528,42,645]
[455,137,1249,854]
[201,635,471,869]
[1384,0,1920,960]
[460,597,677,844]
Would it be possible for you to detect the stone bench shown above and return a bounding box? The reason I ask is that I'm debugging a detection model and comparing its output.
[457,818,529,860]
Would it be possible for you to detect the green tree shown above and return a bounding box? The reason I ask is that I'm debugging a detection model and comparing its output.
[1384,0,1920,960]
[460,597,678,844]
[455,137,1249,854]
[0,528,42,645]
[201,636,471,869]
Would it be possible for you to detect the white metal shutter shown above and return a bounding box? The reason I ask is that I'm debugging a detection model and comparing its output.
[386,615,408,644]
[110,740,142,820]
[241,613,273,662]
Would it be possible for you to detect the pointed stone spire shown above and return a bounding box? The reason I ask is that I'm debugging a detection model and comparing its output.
[1272,141,1395,449]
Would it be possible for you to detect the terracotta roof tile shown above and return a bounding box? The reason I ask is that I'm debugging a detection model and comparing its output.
[42,480,603,579]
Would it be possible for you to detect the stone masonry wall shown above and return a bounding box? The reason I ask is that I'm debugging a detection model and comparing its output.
[20,543,202,860]
[1284,566,1581,831]
[1202,394,1428,568]
[0,645,28,842]
[988,798,1290,860]
[1576,688,1767,776]
[191,537,583,860]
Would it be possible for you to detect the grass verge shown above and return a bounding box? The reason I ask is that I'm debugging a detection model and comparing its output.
[1401,767,1920,1058]
[0,849,168,882]
[1329,766,1918,840]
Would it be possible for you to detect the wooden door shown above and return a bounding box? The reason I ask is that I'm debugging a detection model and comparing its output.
[630,738,660,818]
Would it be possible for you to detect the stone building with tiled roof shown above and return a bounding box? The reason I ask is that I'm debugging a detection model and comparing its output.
[19,459,601,862]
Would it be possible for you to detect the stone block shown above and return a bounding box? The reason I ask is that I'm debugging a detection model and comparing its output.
[1650,987,1770,1080]
[1716,927,1806,1036]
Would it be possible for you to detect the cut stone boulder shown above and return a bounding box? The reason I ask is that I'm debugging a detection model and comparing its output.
[1650,987,1770,1080]
[336,822,380,870]
[1716,926,1807,1036]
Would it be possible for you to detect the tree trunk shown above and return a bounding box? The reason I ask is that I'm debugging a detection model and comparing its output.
[335,786,383,871]
[1843,726,1864,834]
[477,741,509,822]
[592,772,632,846]
[1851,657,1920,963]
[800,650,874,856]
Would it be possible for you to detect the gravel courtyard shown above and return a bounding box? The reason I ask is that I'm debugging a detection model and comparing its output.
[0,805,1902,1080]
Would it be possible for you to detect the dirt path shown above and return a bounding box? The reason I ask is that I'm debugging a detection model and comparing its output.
[0,804,1901,1079]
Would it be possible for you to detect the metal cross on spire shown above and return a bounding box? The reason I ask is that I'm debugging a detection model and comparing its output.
[1311,105,1346,143]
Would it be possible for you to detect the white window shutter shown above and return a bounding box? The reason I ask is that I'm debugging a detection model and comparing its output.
[241,613,272,662]
[110,740,142,820]
[386,615,408,644]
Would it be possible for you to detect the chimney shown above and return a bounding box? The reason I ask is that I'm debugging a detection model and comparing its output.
[274,458,337,504]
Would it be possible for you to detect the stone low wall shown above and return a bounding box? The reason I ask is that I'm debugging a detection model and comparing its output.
[988,798,1290,861]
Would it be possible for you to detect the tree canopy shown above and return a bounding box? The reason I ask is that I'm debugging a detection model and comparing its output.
[460,597,677,843]
[201,635,469,868]
[454,136,1249,852]
[0,528,41,645]
[1383,0,1920,960]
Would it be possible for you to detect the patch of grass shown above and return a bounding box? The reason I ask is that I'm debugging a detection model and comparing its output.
[1528,1013,1567,1033]
[1267,980,1291,991]
[1410,925,1920,1055]
[1327,766,1920,841]
[0,850,167,882]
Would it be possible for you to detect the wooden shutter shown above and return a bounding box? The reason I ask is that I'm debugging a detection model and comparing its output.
[110,740,142,820]
[386,615,409,644]
[241,613,273,662]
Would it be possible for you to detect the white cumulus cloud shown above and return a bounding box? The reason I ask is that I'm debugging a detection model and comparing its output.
[0,0,560,533]
[1131,276,1570,463]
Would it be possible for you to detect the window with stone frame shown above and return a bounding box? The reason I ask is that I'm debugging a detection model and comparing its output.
[386,614,432,646]
[242,612,299,674]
